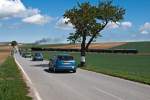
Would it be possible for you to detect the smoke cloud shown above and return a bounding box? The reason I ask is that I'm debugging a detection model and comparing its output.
[34,37,65,44]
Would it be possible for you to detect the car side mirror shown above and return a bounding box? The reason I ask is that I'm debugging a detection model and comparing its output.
[50,58,52,61]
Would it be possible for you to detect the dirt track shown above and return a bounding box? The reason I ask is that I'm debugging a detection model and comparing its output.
[50,42,126,49]
[0,46,10,64]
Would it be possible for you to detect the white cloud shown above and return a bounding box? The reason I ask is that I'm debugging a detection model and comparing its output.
[121,21,132,29]
[55,17,74,30]
[140,22,150,34]
[0,0,52,25]
[0,0,26,18]
[106,21,132,29]
[22,14,51,25]
[56,19,132,31]
[14,8,40,18]
[106,22,119,29]
[141,30,149,34]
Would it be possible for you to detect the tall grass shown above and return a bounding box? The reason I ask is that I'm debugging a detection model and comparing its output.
[0,56,32,100]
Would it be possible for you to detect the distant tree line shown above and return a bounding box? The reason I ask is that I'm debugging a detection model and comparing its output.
[31,47,138,54]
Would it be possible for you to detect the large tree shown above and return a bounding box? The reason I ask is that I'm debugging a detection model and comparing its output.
[11,41,18,47]
[10,41,18,55]
[64,1,125,67]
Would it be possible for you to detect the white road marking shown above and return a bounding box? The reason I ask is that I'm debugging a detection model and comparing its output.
[14,56,43,100]
[94,87,124,100]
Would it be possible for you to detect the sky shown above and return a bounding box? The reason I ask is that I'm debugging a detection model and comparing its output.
[0,0,150,43]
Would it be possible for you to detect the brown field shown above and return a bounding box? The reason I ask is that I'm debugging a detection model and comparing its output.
[50,42,126,49]
[0,46,11,64]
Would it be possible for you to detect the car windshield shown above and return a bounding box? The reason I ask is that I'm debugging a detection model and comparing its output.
[57,55,73,61]
[26,53,31,55]
[35,53,42,56]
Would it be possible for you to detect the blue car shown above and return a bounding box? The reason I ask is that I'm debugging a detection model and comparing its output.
[32,52,43,61]
[49,54,77,73]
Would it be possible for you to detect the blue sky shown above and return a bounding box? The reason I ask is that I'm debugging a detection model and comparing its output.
[0,0,150,43]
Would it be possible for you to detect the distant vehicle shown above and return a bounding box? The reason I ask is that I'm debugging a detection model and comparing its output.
[19,48,24,55]
[32,52,43,61]
[22,52,32,58]
[49,54,77,73]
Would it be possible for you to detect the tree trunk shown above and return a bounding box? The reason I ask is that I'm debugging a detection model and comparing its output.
[80,34,86,67]
[80,46,86,67]
[86,34,96,50]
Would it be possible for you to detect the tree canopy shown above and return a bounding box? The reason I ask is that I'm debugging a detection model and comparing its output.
[64,0,125,66]
[11,41,18,47]
[64,1,125,48]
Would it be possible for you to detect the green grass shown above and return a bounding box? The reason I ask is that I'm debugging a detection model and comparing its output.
[113,41,150,53]
[0,56,32,100]
[43,51,150,85]
[83,53,150,84]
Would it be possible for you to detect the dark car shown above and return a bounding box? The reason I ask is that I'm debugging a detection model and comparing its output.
[49,54,77,73]
[32,52,43,61]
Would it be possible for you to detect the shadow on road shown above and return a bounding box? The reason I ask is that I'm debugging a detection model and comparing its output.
[32,64,49,68]
[44,69,54,73]
[44,69,74,74]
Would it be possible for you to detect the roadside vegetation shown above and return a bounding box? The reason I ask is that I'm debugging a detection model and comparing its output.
[0,56,32,100]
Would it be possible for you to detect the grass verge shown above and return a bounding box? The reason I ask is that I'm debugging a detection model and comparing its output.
[0,56,32,100]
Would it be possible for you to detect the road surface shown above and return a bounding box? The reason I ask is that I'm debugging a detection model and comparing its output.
[14,53,150,100]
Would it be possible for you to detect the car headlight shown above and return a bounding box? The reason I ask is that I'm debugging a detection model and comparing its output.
[72,66,75,68]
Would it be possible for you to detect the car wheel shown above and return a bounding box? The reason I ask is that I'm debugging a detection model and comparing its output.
[72,70,76,73]
[53,68,56,73]
[48,67,52,72]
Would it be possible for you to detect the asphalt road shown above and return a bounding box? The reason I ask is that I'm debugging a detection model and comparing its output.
[14,53,150,100]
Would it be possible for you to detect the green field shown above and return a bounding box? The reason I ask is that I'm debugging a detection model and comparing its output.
[113,41,150,53]
[0,57,32,100]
